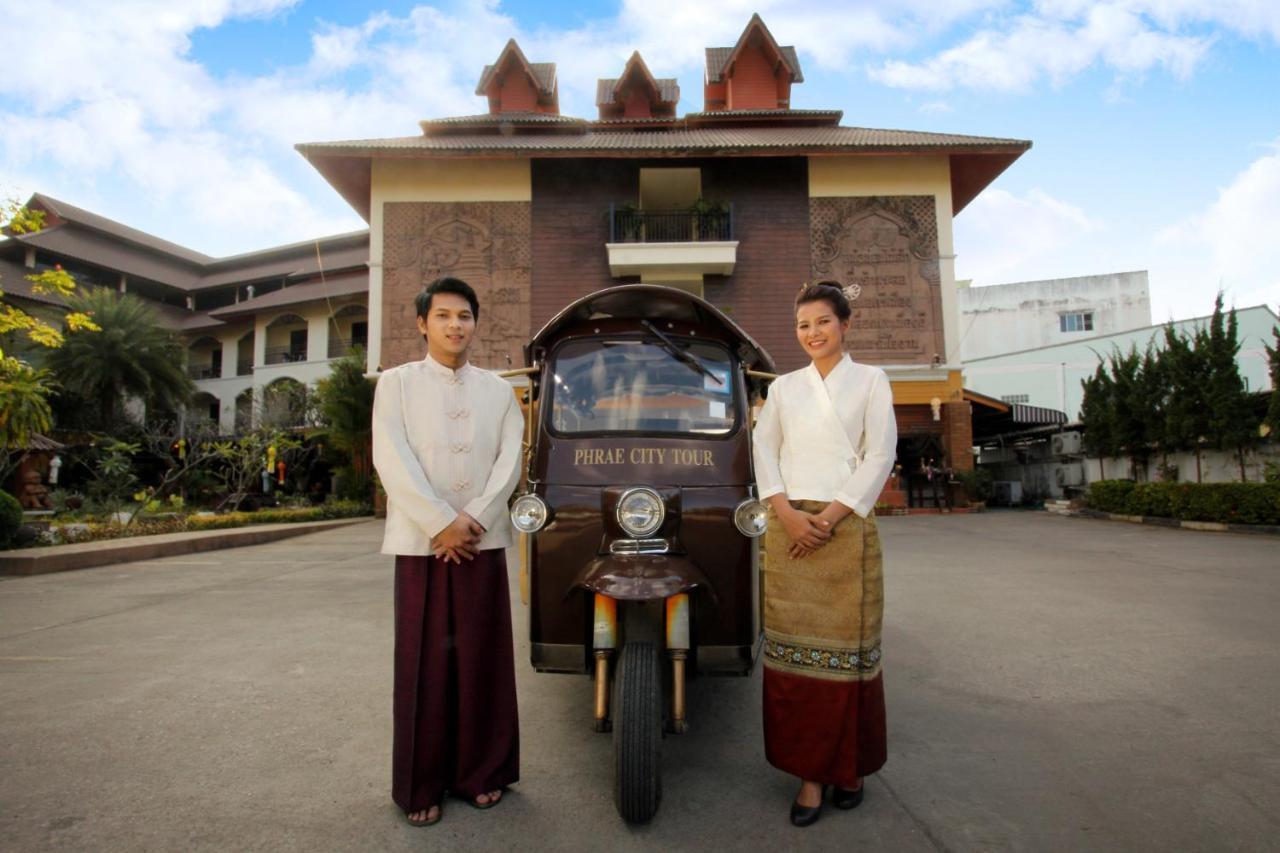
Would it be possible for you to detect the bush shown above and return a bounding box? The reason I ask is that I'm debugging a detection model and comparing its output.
[1,490,25,546]
[187,500,371,531]
[1086,479,1280,525]
[956,467,994,503]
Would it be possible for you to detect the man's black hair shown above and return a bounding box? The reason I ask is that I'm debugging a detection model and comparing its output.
[415,277,479,321]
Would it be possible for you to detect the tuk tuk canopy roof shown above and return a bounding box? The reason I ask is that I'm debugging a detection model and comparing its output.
[527,285,775,374]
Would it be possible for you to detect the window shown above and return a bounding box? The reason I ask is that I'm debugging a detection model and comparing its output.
[1001,394,1030,404]
[1059,312,1093,333]
[548,337,736,435]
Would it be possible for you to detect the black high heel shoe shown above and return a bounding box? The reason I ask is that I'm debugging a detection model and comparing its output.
[790,785,828,827]
[832,785,864,810]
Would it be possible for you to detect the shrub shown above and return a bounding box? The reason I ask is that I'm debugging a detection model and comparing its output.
[1086,479,1280,525]
[187,500,371,531]
[0,490,24,546]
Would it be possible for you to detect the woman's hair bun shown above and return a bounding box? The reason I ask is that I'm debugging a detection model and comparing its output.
[795,280,853,321]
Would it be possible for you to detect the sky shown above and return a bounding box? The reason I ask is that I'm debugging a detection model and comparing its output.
[2,0,1278,323]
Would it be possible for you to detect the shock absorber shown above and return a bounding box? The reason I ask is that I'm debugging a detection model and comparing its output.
[592,593,617,732]
[666,592,690,734]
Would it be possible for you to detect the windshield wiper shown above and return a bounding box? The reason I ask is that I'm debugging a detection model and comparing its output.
[640,320,723,386]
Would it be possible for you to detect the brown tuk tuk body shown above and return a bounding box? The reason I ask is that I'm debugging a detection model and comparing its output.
[510,286,774,822]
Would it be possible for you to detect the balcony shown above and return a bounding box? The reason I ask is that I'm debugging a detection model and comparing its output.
[237,359,254,377]
[265,346,307,365]
[328,336,368,359]
[187,364,222,380]
[606,205,739,279]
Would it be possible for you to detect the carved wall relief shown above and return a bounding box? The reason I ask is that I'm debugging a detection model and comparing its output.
[810,196,945,365]
[382,201,532,370]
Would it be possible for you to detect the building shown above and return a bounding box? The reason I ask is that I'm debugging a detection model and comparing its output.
[0,194,369,433]
[296,13,1031,474]
[963,304,1279,422]
[957,271,1151,362]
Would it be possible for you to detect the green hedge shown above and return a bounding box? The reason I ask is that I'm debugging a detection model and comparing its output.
[186,501,373,531]
[1086,480,1280,525]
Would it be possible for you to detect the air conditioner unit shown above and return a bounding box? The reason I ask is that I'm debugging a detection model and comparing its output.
[992,481,1023,506]
[978,447,1016,465]
[1051,431,1083,457]
[1054,463,1085,487]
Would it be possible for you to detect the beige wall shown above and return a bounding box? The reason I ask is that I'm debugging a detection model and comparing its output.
[366,159,532,373]
[808,155,960,366]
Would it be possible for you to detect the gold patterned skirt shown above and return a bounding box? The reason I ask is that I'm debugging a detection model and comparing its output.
[761,500,887,785]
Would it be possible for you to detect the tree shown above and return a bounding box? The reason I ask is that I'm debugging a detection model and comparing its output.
[1,200,99,452]
[1107,346,1150,479]
[1079,364,1114,480]
[122,419,221,527]
[1265,316,1280,435]
[209,429,299,511]
[45,288,193,428]
[1204,293,1259,480]
[1161,322,1211,482]
[312,348,376,495]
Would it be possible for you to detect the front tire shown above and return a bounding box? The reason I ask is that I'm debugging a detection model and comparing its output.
[613,640,661,823]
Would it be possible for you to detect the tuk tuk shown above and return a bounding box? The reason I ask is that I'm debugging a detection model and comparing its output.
[505,285,776,823]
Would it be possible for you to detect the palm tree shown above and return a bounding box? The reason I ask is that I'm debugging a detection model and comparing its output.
[46,289,194,428]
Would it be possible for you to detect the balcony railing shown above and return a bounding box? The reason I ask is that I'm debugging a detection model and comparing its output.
[609,205,734,244]
[237,359,254,376]
[328,337,369,359]
[187,364,221,380]
[265,346,307,365]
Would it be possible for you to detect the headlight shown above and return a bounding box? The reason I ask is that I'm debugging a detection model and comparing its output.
[510,494,548,533]
[734,498,768,538]
[616,487,664,537]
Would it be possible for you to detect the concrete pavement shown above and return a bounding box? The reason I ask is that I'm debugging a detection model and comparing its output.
[1,513,1277,852]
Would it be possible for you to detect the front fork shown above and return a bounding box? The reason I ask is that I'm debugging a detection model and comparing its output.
[592,592,691,733]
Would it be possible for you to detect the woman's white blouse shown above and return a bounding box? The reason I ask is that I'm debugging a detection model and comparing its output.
[372,355,525,556]
[752,354,897,518]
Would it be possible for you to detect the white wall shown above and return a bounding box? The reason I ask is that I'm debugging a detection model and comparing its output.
[963,304,1278,420]
[958,271,1151,362]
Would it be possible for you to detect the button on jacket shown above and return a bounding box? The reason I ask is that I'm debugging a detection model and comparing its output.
[372,354,525,556]
[752,354,897,519]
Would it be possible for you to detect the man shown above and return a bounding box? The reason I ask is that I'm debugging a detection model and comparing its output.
[371,276,524,827]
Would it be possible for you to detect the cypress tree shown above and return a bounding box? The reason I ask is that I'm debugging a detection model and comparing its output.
[1079,364,1113,480]
[1205,293,1258,480]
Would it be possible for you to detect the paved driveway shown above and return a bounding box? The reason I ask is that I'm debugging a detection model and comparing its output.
[1,513,1277,852]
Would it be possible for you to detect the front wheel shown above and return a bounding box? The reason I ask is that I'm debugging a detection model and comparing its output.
[612,640,662,823]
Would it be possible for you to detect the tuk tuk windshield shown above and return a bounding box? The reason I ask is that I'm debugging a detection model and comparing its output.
[548,337,737,435]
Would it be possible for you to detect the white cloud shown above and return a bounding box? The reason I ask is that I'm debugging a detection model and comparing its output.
[1154,142,1280,316]
[873,2,1215,92]
[955,188,1099,284]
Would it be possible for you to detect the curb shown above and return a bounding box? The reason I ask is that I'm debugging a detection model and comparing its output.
[0,517,374,577]
[1053,509,1280,537]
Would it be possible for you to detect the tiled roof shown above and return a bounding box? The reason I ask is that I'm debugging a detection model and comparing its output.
[705,43,803,84]
[474,40,556,96]
[298,125,1030,155]
[208,271,367,319]
[27,194,212,265]
[0,255,66,306]
[595,77,680,106]
[420,112,588,135]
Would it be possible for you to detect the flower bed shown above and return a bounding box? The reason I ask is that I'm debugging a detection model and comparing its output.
[1086,480,1280,526]
[24,500,373,547]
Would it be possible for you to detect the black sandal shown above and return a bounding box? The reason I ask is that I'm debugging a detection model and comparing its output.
[833,784,864,810]
[405,803,442,827]
[466,789,505,810]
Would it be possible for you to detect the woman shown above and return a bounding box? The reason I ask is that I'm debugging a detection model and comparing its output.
[752,281,898,827]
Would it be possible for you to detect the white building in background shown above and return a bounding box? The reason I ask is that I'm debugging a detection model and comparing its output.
[957,271,1152,362]
[963,304,1279,422]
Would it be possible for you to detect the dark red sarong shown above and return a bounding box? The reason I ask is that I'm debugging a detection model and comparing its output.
[391,550,519,813]
[763,669,887,787]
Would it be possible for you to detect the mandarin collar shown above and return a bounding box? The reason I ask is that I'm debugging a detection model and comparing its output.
[424,353,469,378]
